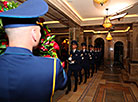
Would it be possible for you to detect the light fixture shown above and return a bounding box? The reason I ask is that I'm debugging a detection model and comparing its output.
[103,16,112,29]
[62,39,69,44]
[93,0,108,6]
[106,32,112,40]
[63,40,66,44]
[102,8,112,29]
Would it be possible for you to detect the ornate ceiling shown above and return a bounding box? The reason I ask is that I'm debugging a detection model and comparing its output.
[66,0,138,18]
[47,0,138,26]
[13,0,138,29]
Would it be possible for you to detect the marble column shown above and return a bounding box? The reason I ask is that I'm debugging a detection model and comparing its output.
[131,23,138,61]
[69,27,83,51]
[129,23,138,80]
[79,30,84,50]
[86,36,89,50]
[107,40,114,67]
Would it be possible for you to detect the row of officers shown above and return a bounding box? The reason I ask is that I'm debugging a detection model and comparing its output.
[65,40,102,94]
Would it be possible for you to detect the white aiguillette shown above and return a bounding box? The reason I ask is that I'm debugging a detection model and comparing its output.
[68,57,72,61]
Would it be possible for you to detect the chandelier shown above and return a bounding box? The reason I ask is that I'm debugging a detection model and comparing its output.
[62,39,69,44]
[103,16,112,29]
[93,0,108,6]
[106,32,112,40]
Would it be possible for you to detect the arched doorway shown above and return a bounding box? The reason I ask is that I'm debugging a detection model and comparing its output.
[114,41,124,67]
[94,38,105,62]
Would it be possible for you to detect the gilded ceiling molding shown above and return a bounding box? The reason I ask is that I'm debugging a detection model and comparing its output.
[51,33,69,35]
[47,0,82,25]
[84,26,130,34]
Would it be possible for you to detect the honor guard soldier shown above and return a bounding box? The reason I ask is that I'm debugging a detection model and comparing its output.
[0,0,67,102]
[88,45,95,77]
[66,40,81,94]
[80,42,90,83]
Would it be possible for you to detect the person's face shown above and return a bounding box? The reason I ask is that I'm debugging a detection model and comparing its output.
[89,47,92,50]
[82,46,86,49]
[72,44,77,49]
[92,47,94,50]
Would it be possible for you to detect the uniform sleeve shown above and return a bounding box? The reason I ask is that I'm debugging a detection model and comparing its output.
[78,51,82,64]
[55,59,67,90]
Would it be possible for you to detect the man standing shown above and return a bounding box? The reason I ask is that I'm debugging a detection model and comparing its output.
[80,43,89,83]
[0,0,67,101]
[88,45,95,77]
[66,40,81,94]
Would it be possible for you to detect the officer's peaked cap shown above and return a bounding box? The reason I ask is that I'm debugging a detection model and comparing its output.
[94,46,98,48]
[88,44,93,48]
[71,40,78,45]
[0,0,48,28]
[81,42,86,46]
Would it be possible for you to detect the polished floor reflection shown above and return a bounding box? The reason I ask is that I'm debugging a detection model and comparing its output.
[53,65,138,102]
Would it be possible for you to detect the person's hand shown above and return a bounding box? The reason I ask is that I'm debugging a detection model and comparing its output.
[68,57,72,61]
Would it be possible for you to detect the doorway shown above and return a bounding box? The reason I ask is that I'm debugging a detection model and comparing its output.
[94,38,105,62]
[114,41,124,68]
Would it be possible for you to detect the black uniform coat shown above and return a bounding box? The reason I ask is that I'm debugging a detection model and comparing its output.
[89,50,95,64]
[80,50,89,68]
[68,50,81,71]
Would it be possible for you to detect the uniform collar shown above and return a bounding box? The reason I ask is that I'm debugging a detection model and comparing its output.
[73,49,76,53]
[4,47,33,55]
[83,49,85,52]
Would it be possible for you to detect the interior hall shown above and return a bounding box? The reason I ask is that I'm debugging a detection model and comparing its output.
[9,0,138,102]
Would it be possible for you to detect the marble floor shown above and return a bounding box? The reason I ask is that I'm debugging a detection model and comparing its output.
[53,65,138,102]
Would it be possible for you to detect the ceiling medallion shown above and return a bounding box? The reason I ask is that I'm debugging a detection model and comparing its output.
[106,32,112,40]
[93,0,108,6]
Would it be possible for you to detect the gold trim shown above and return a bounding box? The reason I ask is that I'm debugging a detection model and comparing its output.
[43,21,60,24]
[51,58,57,102]
[84,26,130,34]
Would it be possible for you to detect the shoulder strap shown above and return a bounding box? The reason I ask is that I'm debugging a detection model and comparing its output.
[51,58,57,102]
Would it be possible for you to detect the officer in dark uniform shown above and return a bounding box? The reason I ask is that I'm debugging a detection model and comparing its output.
[0,0,67,102]
[66,40,81,94]
[88,45,95,77]
[80,43,89,83]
